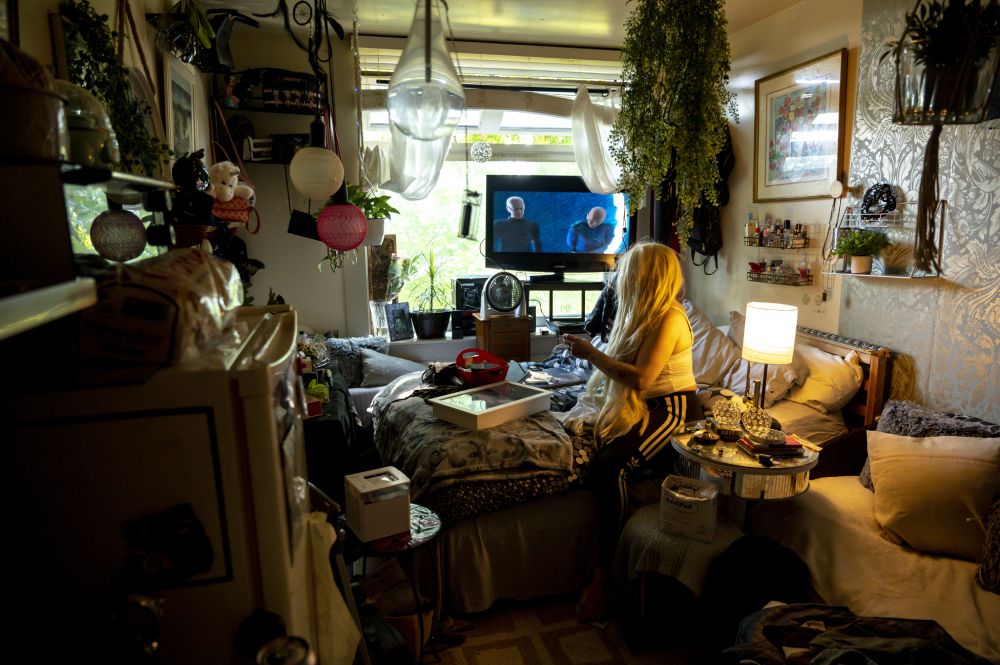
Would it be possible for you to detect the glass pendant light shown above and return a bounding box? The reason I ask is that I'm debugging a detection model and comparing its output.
[387,0,466,141]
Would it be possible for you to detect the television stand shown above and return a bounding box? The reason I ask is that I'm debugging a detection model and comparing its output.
[527,274,564,283]
[523,280,606,330]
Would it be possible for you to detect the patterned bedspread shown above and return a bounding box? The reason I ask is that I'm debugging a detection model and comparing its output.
[371,374,586,511]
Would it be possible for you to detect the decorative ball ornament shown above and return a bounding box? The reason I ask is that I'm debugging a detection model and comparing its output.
[317,204,368,251]
[90,210,147,262]
[470,141,492,163]
[289,147,345,199]
[741,406,774,438]
[711,399,741,428]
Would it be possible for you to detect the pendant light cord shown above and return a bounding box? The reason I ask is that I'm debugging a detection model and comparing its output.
[438,0,471,191]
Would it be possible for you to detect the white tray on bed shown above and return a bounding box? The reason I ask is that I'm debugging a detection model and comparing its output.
[429,381,551,429]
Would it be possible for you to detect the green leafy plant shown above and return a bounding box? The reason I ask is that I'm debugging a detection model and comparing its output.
[386,253,420,298]
[59,0,171,174]
[267,288,285,305]
[318,247,360,275]
[316,185,400,221]
[410,248,452,312]
[831,229,893,257]
[881,0,1000,67]
[610,0,738,243]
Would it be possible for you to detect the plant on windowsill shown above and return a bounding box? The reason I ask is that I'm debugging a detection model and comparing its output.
[831,229,893,275]
[610,0,738,243]
[408,248,452,339]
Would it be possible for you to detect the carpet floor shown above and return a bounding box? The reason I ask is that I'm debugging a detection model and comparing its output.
[431,596,718,665]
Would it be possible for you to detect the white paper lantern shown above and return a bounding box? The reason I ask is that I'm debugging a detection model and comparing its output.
[289,147,345,199]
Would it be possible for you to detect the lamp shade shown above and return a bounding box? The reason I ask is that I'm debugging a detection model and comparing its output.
[317,204,368,251]
[90,210,147,261]
[289,146,345,199]
[742,302,798,365]
[386,0,466,140]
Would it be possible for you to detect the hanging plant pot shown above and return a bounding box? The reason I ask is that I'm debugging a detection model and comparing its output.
[410,311,450,339]
[362,218,386,246]
[893,37,1000,125]
[850,255,873,275]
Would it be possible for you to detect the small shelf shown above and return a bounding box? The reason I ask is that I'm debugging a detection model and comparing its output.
[60,164,173,194]
[744,237,810,249]
[0,278,97,342]
[747,271,813,287]
[216,103,321,117]
[822,271,938,280]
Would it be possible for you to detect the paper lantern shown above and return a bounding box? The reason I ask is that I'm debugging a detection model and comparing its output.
[90,210,147,261]
[289,146,345,199]
[317,204,368,251]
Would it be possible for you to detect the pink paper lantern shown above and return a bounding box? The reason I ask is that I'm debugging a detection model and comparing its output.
[317,204,368,251]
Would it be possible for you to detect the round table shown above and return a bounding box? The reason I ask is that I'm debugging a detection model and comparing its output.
[671,422,819,501]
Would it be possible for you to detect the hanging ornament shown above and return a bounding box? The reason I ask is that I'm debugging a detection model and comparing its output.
[470,141,492,163]
[289,115,345,199]
[317,182,368,251]
[386,0,466,140]
[90,210,147,261]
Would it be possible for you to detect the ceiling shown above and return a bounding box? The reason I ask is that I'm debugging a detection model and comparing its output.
[202,0,808,48]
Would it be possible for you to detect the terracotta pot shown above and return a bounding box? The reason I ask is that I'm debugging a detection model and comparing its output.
[851,255,873,274]
[410,311,450,339]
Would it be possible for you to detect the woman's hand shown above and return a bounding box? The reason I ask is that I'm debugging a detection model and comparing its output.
[564,334,599,362]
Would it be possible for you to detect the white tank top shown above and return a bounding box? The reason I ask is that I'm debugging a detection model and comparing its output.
[644,309,696,398]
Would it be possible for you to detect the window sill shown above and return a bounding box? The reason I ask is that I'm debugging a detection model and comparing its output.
[388,330,563,363]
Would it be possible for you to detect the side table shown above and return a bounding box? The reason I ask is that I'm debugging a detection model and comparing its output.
[337,504,442,662]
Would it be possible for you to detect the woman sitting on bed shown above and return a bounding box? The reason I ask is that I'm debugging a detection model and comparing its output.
[564,240,696,622]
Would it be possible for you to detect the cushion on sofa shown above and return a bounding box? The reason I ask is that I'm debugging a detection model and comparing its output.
[978,495,1000,593]
[859,401,1000,491]
[360,347,425,387]
[682,300,742,387]
[785,344,863,414]
[867,430,1000,561]
[324,336,389,388]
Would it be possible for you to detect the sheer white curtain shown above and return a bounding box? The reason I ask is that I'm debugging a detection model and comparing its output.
[571,85,621,195]
[379,125,455,200]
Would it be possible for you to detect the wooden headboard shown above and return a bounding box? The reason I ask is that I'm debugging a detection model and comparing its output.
[796,327,891,429]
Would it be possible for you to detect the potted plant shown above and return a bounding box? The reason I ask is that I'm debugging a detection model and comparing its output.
[319,184,399,247]
[831,229,893,275]
[609,0,737,242]
[408,248,452,339]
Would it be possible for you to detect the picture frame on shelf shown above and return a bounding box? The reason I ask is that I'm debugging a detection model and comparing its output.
[385,301,414,342]
[164,57,199,161]
[754,48,848,203]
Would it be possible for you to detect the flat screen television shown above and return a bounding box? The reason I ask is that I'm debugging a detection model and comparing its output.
[484,175,634,273]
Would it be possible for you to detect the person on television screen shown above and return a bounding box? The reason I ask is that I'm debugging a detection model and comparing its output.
[493,197,542,252]
[562,241,696,623]
[566,207,615,253]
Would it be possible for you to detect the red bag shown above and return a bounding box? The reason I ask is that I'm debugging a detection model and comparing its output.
[212,197,260,234]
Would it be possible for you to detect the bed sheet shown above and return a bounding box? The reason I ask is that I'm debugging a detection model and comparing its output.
[746,476,1000,663]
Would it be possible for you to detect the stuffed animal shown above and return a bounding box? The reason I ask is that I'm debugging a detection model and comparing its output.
[207,161,254,204]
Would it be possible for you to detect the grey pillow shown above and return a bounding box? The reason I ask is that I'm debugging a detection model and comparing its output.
[360,347,425,388]
[324,336,390,388]
[859,400,1000,491]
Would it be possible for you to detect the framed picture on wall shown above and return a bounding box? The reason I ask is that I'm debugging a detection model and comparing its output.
[753,48,848,203]
[1,0,19,45]
[385,302,414,342]
[164,57,199,160]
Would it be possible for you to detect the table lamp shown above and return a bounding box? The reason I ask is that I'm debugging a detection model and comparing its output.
[742,302,798,407]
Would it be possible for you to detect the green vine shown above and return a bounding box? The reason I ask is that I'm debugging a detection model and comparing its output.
[59,0,171,174]
[610,0,737,242]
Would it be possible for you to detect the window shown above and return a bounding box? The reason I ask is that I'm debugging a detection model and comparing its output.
[65,184,158,263]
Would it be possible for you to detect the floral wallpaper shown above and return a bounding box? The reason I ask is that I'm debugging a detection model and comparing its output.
[839,0,1000,423]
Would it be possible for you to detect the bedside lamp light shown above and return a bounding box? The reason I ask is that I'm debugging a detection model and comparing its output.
[742,302,798,406]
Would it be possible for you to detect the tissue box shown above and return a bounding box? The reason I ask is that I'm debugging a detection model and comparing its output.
[659,475,718,543]
[344,467,411,543]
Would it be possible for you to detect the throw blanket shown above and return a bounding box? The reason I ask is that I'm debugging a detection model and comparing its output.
[371,374,574,500]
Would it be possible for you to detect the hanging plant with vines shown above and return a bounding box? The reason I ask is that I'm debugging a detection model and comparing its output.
[59,0,171,174]
[610,0,738,242]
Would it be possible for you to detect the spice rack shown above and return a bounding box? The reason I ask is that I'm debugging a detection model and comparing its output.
[746,271,813,287]
[744,237,810,249]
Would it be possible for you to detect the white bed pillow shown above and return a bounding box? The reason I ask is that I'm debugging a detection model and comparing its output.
[360,347,426,387]
[721,310,805,407]
[785,344,863,414]
[869,431,1000,561]
[681,300,742,387]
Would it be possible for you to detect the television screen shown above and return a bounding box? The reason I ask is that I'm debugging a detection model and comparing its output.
[485,175,633,273]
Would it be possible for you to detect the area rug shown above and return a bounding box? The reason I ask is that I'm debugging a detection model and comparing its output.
[434,595,716,665]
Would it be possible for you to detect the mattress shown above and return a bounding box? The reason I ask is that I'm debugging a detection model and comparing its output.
[766,398,847,444]
[746,476,1000,663]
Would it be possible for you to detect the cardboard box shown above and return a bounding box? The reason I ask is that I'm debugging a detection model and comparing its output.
[659,475,719,543]
[344,467,411,542]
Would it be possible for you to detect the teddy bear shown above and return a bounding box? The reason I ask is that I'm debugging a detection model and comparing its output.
[207,161,255,205]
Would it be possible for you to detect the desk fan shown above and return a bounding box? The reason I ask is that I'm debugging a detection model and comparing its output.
[480,271,527,318]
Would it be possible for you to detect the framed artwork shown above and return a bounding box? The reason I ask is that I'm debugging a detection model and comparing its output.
[367,234,397,301]
[1,0,19,45]
[384,302,414,342]
[164,57,199,160]
[754,49,848,202]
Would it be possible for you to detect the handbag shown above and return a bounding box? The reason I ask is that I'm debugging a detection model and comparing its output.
[212,196,260,234]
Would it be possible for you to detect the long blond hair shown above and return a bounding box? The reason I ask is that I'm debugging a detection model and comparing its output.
[586,240,684,444]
